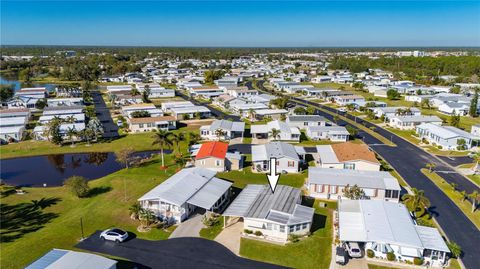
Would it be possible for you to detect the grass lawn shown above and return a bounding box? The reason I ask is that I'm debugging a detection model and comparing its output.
[199,216,224,240]
[239,199,333,269]
[368,258,462,269]
[420,108,479,132]
[420,169,480,229]
[0,127,198,159]
[0,155,181,269]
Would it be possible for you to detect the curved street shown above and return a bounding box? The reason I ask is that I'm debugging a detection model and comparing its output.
[252,80,480,269]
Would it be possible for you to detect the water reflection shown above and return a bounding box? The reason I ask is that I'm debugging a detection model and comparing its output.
[0,151,161,187]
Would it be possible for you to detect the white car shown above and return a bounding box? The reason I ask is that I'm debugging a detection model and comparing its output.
[346,242,363,258]
[100,228,128,243]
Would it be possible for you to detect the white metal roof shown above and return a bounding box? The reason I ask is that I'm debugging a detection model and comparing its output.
[138,168,231,210]
[251,142,300,162]
[316,145,339,163]
[308,168,401,190]
[26,249,116,269]
[338,200,448,253]
[171,105,210,114]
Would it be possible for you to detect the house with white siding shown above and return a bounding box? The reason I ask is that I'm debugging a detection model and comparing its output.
[138,167,232,224]
[416,123,479,150]
[388,115,442,130]
[250,120,300,142]
[223,184,314,243]
[286,115,327,130]
[200,119,245,141]
[306,126,349,142]
[251,142,305,173]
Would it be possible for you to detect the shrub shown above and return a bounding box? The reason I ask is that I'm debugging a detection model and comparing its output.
[288,233,301,243]
[244,229,253,234]
[437,145,443,150]
[64,176,90,198]
[254,231,263,236]
[386,252,396,261]
[413,257,424,265]
[366,249,374,258]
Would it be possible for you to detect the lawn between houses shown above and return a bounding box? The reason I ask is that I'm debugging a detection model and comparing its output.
[239,199,334,269]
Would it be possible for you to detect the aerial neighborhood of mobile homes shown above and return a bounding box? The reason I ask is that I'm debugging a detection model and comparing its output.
[1,48,479,269]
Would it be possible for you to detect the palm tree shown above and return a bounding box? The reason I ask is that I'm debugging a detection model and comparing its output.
[248,109,255,121]
[170,132,185,153]
[402,188,431,217]
[269,128,281,141]
[129,202,142,220]
[468,191,479,212]
[66,127,77,147]
[66,115,76,124]
[425,162,436,173]
[139,208,156,228]
[174,154,190,169]
[152,130,173,168]
[130,88,140,96]
[188,132,201,146]
[214,128,226,141]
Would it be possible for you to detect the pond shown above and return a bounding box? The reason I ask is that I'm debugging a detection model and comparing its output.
[0,151,161,187]
[0,76,58,92]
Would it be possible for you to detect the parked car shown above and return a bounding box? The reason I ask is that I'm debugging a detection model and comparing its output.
[335,246,347,265]
[100,228,129,243]
[346,242,363,258]
[117,120,123,127]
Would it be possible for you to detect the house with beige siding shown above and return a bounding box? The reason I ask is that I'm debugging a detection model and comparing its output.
[127,116,176,133]
[194,141,242,172]
[316,142,380,171]
[307,168,401,202]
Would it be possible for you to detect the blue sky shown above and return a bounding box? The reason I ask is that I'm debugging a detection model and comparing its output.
[1,1,479,47]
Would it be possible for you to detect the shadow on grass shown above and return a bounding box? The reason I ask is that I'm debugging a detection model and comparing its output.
[115,259,151,269]
[87,186,112,198]
[0,197,61,243]
[310,213,327,233]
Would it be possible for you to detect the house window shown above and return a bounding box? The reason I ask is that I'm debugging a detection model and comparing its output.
[280,225,285,233]
[289,226,295,233]
[266,223,272,230]
[216,160,221,166]
[139,124,144,128]
[344,163,355,170]
[302,223,308,230]
[330,186,337,194]
[288,161,295,167]
[295,224,301,231]
[303,122,308,126]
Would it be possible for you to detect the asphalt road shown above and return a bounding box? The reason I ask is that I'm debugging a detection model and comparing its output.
[76,231,285,269]
[92,91,119,138]
[253,80,480,269]
[437,155,474,167]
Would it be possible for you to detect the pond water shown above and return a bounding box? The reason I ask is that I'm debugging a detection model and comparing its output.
[0,76,58,91]
[0,151,161,187]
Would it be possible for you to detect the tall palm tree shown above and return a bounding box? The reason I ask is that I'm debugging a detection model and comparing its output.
[425,162,436,173]
[174,154,190,169]
[129,202,142,220]
[468,191,479,213]
[214,128,226,141]
[248,109,255,121]
[188,132,201,146]
[269,128,281,141]
[130,88,140,96]
[170,132,185,153]
[152,130,173,168]
[66,127,77,147]
[402,188,431,217]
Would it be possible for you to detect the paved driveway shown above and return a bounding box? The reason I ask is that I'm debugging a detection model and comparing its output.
[169,214,204,238]
[437,155,473,167]
[215,221,243,255]
[76,231,284,269]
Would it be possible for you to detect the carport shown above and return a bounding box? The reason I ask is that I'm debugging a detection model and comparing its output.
[222,185,265,228]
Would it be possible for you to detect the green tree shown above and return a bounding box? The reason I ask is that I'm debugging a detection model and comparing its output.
[425,162,436,173]
[188,132,201,146]
[142,84,151,103]
[129,202,142,220]
[269,128,281,141]
[346,125,358,138]
[204,69,224,84]
[152,129,173,168]
[64,176,90,198]
[449,112,461,128]
[446,241,462,258]
[468,191,479,213]
[130,111,150,118]
[402,188,431,217]
[294,107,306,115]
[0,85,15,102]
[386,89,401,100]
[116,147,135,169]
[469,89,478,117]
[171,132,185,153]
[19,68,33,82]
[66,127,77,147]
[306,107,315,115]
[344,184,365,199]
